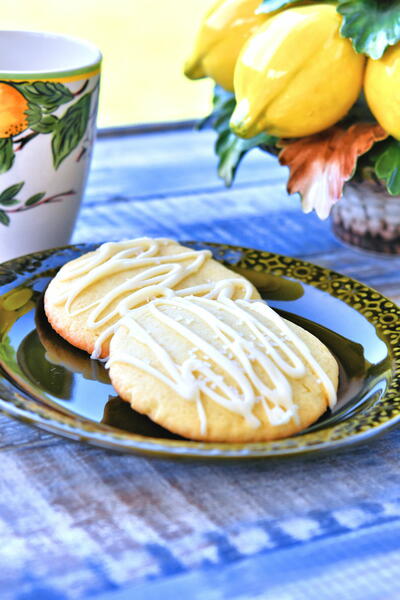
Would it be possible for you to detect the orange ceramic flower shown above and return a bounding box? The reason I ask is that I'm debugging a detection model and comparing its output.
[0,83,29,138]
[278,123,388,219]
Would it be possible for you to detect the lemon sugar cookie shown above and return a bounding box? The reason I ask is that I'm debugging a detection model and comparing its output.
[107,296,338,443]
[44,237,260,359]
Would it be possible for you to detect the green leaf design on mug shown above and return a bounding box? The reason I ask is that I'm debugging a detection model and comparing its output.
[25,192,46,206]
[18,81,73,112]
[34,115,58,134]
[27,104,58,134]
[51,93,91,169]
[0,138,15,174]
[0,198,18,206]
[0,183,76,227]
[0,182,24,205]
[0,210,10,226]
[26,103,42,126]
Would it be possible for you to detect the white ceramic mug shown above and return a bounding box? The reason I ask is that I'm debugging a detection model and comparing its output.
[0,30,101,262]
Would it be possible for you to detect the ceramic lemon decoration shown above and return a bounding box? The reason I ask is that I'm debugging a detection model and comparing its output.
[184,0,269,92]
[364,45,400,141]
[230,4,366,138]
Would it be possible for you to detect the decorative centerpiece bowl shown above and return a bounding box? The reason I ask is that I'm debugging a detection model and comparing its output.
[184,0,400,254]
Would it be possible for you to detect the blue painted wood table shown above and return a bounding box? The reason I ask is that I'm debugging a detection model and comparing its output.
[1,123,400,600]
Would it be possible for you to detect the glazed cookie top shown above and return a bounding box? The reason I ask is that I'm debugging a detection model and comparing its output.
[44,238,260,359]
[108,296,338,442]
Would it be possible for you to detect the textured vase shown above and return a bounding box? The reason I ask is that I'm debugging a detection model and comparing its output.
[331,180,400,254]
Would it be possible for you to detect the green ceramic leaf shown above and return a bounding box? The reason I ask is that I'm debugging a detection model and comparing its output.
[0,210,10,226]
[0,138,15,175]
[206,86,277,186]
[338,0,400,59]
[197,86,236,131]
[51,93,91,169]
[18,81,73,112]
[218,130,276,186]
[374,139,400,195]
[25,192,45,206]
[0,182,24,205]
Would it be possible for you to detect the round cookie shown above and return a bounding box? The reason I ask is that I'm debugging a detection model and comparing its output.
[44,238,260,359]
[108,297,339,443]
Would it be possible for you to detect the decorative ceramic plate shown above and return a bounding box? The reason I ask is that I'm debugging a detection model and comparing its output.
[0,242,399,459]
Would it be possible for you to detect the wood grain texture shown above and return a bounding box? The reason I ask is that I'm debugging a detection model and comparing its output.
[1,429,400,599]
[0,127,399,599]
[0,413,61,451]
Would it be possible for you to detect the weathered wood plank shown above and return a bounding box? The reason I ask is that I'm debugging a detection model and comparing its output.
[94,520,400,600]
[74,182,340,256]
[0,427,399,599]
[86,128,287,204]
[0,413,63,451]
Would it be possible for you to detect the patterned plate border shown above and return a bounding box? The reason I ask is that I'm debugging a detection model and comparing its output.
[0,242,399,459]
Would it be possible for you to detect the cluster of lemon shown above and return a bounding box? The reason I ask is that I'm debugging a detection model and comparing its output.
[184,0,400,140]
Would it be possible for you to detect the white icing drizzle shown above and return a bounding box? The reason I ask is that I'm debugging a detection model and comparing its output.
[107,296,337,434]
[51,238,255,359]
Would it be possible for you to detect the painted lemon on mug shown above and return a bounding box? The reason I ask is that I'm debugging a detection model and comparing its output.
[0,83,29,138]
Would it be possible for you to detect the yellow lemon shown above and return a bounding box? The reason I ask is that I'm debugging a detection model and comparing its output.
[230,4,365,138]
[184,0,269,92]
[364,45,400,140]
